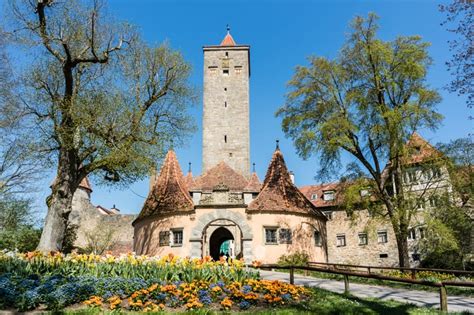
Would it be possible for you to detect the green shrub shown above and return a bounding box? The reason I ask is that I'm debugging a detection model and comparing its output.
[277,251,309,267]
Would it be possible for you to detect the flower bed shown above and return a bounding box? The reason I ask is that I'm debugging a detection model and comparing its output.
[0,251,309,312]
[0,251,259,282]
[83,279,308,312]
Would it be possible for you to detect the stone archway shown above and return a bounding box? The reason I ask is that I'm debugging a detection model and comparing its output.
[189,209,253,263]
[209,227,234,260]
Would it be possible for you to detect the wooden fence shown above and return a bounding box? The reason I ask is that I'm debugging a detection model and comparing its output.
[251,263,474,312]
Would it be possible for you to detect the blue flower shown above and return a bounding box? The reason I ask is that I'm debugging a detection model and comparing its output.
[239,300,251,310]
[281,293,291,301]
[242,285,252,294]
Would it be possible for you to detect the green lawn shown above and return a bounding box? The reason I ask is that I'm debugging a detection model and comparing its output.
[58,287,470,315]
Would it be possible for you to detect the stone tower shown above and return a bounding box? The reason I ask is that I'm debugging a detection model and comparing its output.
[202,28,250,178]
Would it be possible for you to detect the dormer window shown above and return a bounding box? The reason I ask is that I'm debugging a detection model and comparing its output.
[323,190,335,201]
[311,194,317,200]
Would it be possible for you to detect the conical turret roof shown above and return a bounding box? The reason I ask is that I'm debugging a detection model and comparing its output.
[244,172,262,192]
[135,150,194,223]
[247,148,326,219]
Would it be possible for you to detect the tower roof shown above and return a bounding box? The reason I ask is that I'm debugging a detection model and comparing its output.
[220,32,236,46]
[79,177,92,192]
[191,161,248,192]
[220,25,236,46]
[135,150,194,223]
[247,148,326,219]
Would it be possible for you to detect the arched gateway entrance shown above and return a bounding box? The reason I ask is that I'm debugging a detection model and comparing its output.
[188,209,254,263]
[209,227,234,260]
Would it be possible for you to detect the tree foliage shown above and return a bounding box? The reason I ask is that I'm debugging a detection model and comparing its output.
[3,0,196,251]
[0,197,41,252]
[419,137,474,269]
[277,13,442,267]
[440,0,473,115]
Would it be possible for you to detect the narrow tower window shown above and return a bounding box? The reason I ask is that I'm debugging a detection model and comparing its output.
[224,135,227,143]
[224,101,227,108]
[224,87,227,91]
[223,69,229,75]
[225,52,229,57]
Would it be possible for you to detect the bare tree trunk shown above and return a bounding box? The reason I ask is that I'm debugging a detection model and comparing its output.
[37,150,77,251]
[395,232,410,267]
[37,191,73,251]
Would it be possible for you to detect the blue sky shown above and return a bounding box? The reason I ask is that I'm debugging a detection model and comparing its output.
[22,0,473,216]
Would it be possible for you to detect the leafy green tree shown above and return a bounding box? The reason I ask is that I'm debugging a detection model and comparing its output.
[0,197,41,252]
[440,0,473,116]
[3,0,196,251]
[419,137,474,269]
[277,14,442,267]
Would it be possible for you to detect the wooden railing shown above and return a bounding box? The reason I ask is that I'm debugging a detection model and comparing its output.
[250,263,474,312]
[308,261,474,279]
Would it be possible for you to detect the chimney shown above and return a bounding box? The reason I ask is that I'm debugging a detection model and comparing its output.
[289,171,295,184]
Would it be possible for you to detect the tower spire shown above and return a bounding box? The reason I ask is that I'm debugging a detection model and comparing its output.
[220,26,236,46]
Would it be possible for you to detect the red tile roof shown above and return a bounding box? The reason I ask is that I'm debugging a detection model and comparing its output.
[244,172,262,192]
[403,132,442,164]
[220,32,236,46]
[247,149,326,219]
[191,161,248,192]
[299,183,343,208]
[184,171,195,190]
[79,176,92,192]
[136,150,194,222]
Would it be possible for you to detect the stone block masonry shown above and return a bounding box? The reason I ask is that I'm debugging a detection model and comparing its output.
[202,45,250,178]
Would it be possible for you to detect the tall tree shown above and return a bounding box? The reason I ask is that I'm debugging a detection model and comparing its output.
[277,14,442,267]
[4,0,196,251]
[440,0,473,117]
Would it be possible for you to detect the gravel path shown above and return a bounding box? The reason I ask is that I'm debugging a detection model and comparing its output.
[259,269,474,313]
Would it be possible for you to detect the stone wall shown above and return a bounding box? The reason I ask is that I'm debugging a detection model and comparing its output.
[69,187,135,254]
[325,209,400,266]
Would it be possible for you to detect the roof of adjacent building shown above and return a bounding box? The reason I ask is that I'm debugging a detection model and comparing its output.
[191,161,249,192]
[299,182,342,208]
[247,148,326,219]
[244,172,262,192]
[136,150,194,222]
[403,132,443,164]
